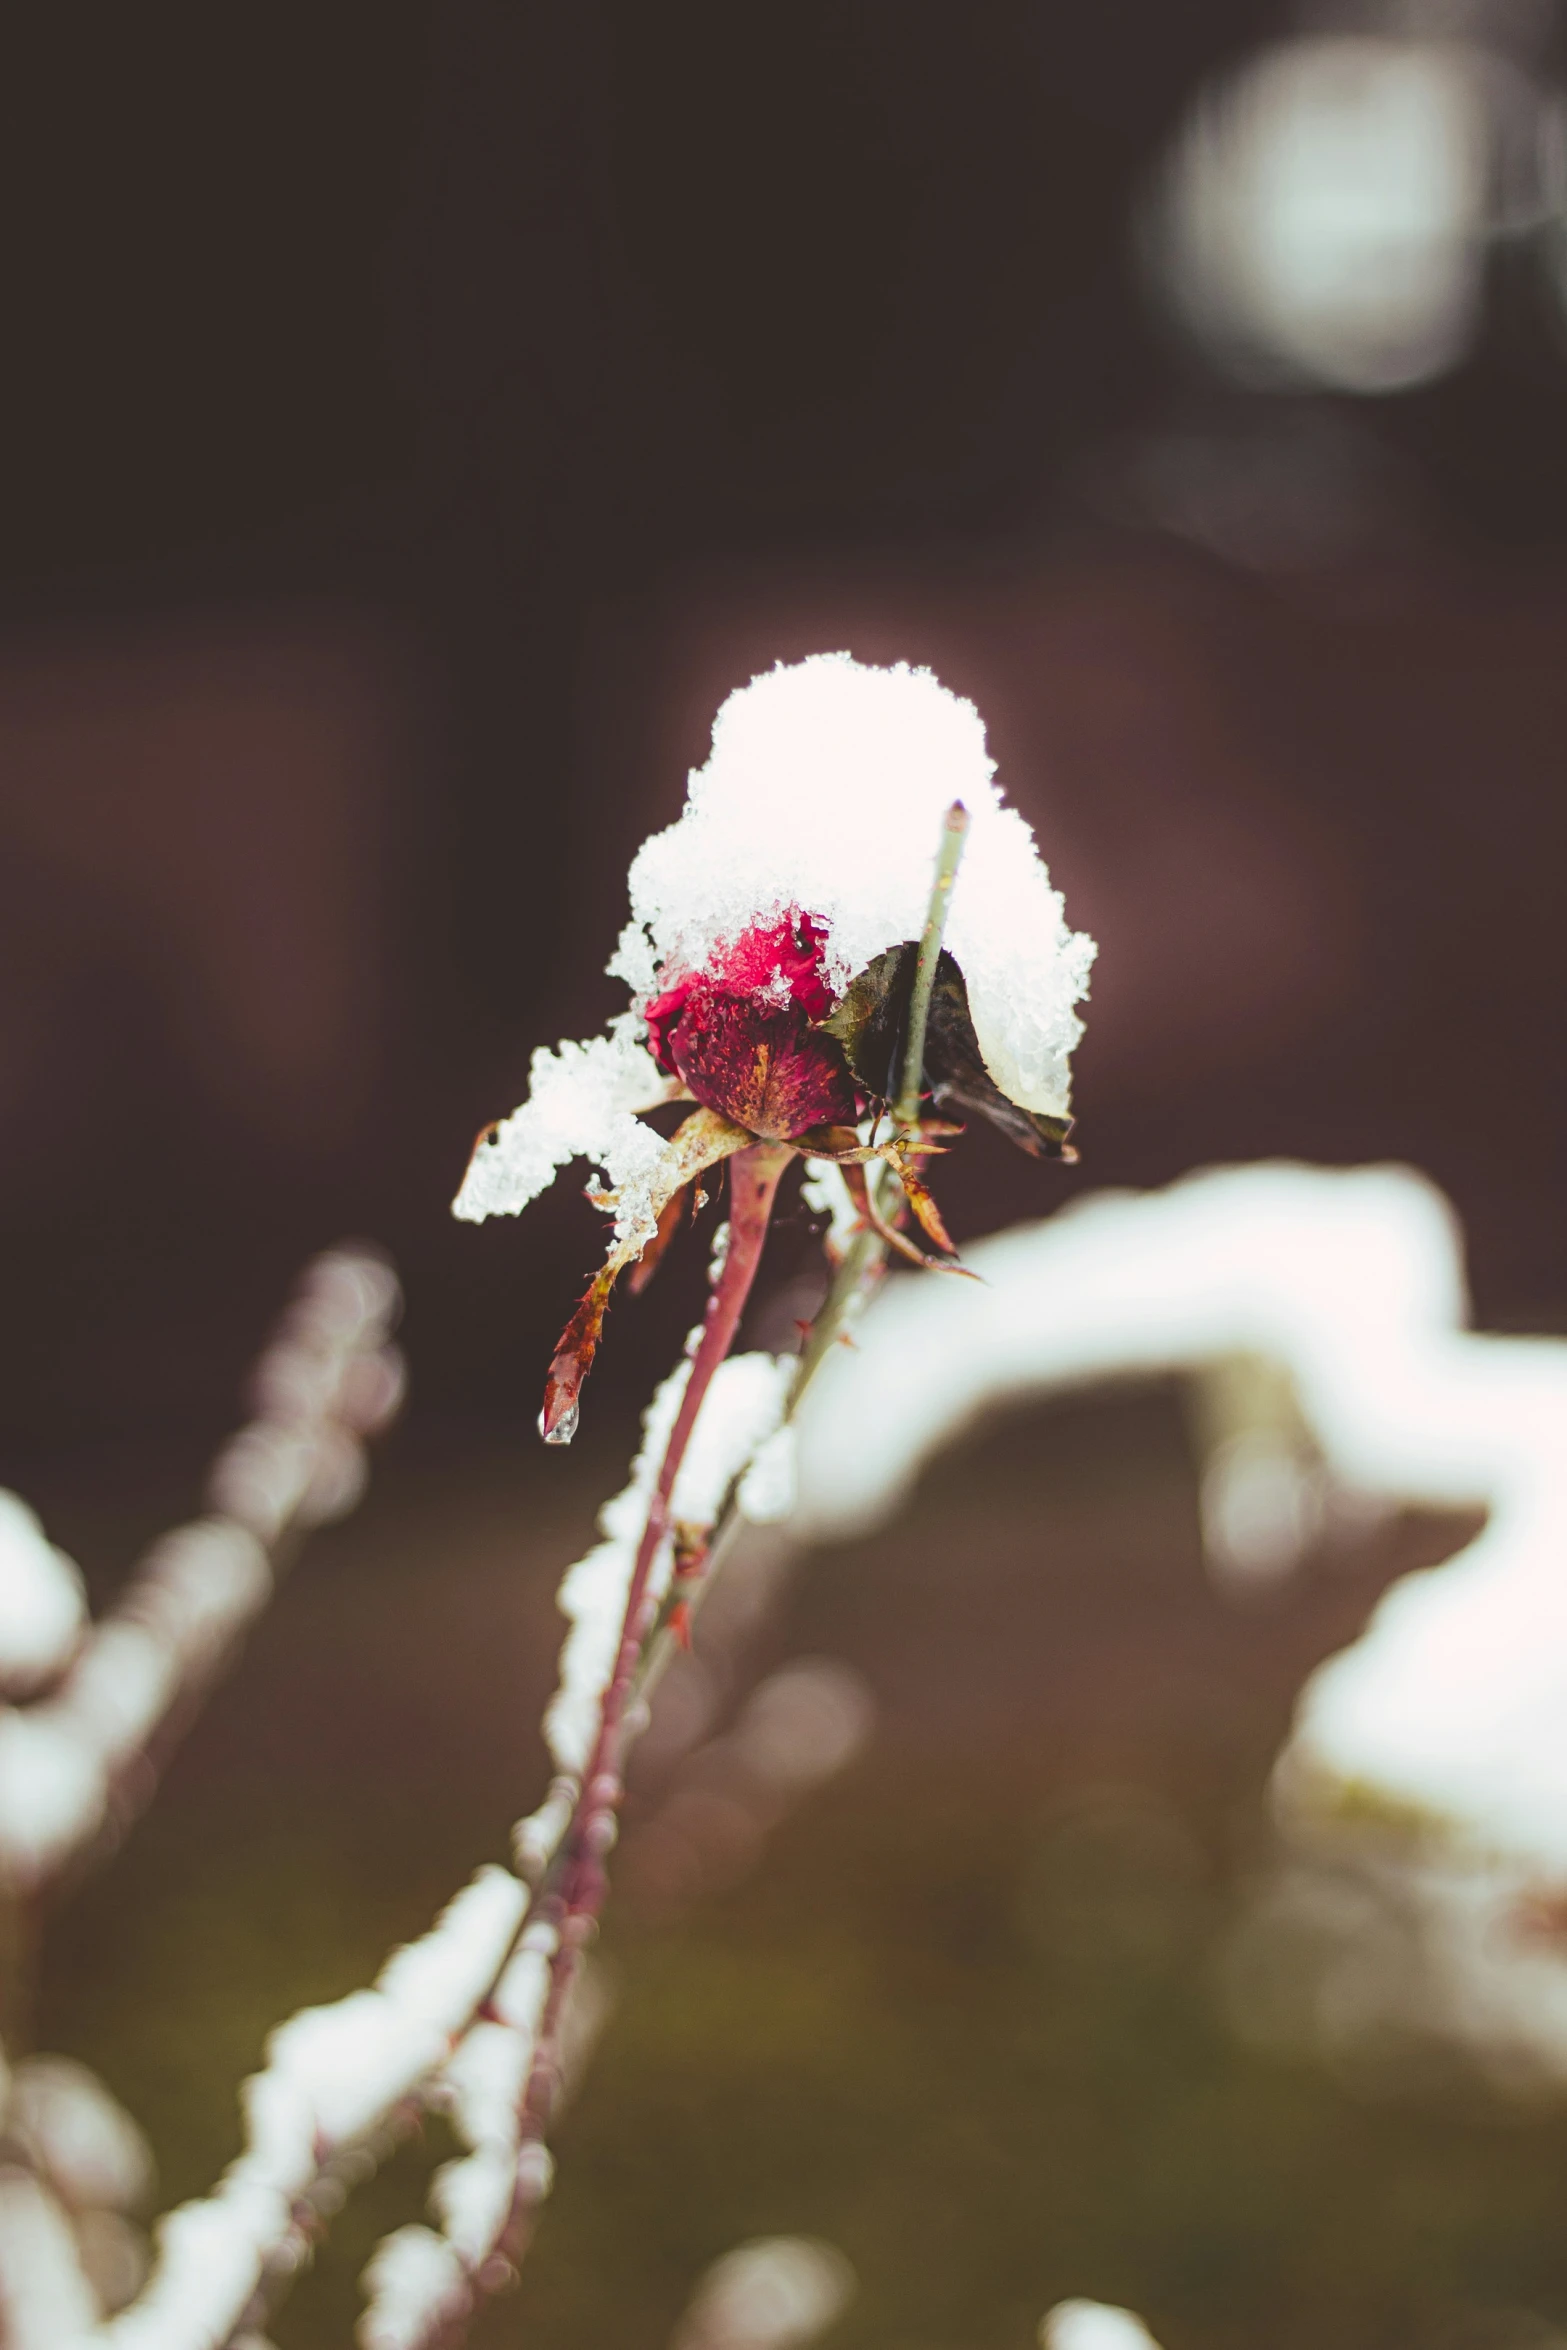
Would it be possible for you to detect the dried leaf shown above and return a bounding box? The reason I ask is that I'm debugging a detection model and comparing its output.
[818,944,914,1099]
[539,1108,754,1442]
[627,1183,692,1296]
[924,953,1076,1160]
[821,944,1075,1159]
[838,1159,976,1278]
[895,1159,959,1256]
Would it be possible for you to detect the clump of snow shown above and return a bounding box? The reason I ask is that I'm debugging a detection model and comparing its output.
[8,2057,154,2215]
[358,2226,469,2350]
[82,1866,533,2350]
[427,2146,513,2268]
[453,1019,670,1231]
[89,2188,277,2350]
[419,1923,560,2284]
[492,1927,556,2035]
[673,1352,795,1525]
[0,1491,86,1697]
[799,1156,860,1262]
[545,1349,794,1771]
[125,1522,272,1673]
[0,2168,100,2343]
[0,1250,400,1903]
[791,1157,1567,1888]
[440,2021,534,2156]
[251,1866,528,2153]
[612,655,1094,1119]
[0,1707,105,1885]
[1041,2302,1165,2350]
[374,1865,529,2030]
[670,2236,856,2350]
[250,1873,528,2159]
[737,1424,797,1524]
[511,1779,578,1883]
[454,655,1094,1227]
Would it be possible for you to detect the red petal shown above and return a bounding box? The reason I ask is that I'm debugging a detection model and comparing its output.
[668,999,858,1140]
[645,911,837,1079]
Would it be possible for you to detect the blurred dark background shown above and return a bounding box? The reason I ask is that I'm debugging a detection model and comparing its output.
[10,6,1567,2343]
[6,0,1567,1479]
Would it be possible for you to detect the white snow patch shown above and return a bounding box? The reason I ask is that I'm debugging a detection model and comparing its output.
[546,1350,793,1771]
[453,1018,670,1236]
[0,1491,86,1696]
[8,2056,154,2215]
[670,2236,855,2350]
[1041,2302,1165,2350]
[358,2226,469,2350]
[0,2169,100,2346]
[0,1706,106,1883]
[612,654,1094,1119]
[792,1160,1567,1881]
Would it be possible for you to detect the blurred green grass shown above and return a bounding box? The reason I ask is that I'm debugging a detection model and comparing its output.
[34,1386,1567,2350]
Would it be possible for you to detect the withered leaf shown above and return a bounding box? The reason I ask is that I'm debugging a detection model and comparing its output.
[817,944,1076,1161]
[818,944,915,1100]
[925,954,1076,1160]
[539,1106,753,1442]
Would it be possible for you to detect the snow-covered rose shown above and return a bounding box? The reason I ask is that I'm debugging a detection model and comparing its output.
[456,654,1093,1232]
[454,653,1094,1437]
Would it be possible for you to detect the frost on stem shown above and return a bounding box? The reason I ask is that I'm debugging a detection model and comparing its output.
[57,1318,805,2350]
[70,1866,531,2350]
[545,1348,796,1774]
[454,653,1093,1436]
[0,1247,404,1894]
[0,1496,87,1700]
[1040,2303,1166,2350]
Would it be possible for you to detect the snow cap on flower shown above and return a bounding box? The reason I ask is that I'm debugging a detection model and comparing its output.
[454,653,1093,1231]
[613,654,1093,1119]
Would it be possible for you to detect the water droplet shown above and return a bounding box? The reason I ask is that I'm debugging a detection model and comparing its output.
[540,1400,579,1446]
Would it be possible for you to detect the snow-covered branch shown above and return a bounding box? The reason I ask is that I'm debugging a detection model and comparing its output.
[791,1160,1567,1880]
[52,1331,797,2350]
[793,1159,1567,2112]
[19,1157,1553,2350]
[0,1247,405,1895]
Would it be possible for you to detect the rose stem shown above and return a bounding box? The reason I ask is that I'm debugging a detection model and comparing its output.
[517,1139,792,2135]
[501,816,976,2200]
[792,800,971,1391]
[893,798,969,1126]
[434,832,978,2326]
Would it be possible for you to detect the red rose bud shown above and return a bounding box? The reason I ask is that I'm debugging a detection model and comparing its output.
[645,913,859,1141]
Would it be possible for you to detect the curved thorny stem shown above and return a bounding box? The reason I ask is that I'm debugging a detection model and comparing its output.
[356,802,982,2341]
[512,1142,792,2154]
